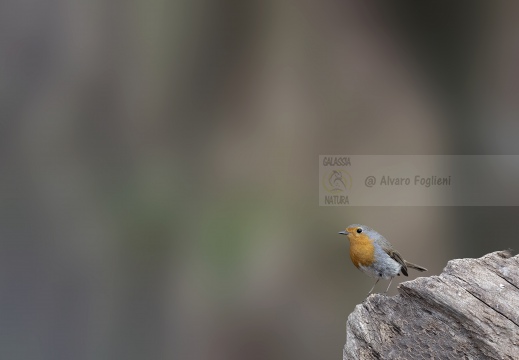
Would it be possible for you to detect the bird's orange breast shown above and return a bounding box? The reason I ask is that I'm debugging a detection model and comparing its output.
[348,234,376,268]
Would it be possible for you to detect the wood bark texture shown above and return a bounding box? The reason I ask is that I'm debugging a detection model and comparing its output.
[344,250,519,359]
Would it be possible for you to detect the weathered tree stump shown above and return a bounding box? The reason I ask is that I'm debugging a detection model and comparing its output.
[344,250,519,359]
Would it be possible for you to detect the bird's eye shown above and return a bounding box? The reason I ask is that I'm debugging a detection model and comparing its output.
[356,228,362,233]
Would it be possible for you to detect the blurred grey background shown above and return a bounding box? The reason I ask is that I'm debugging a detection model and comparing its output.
[1,1,519,359]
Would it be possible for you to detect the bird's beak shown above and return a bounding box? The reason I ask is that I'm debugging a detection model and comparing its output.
[338,231,347,235]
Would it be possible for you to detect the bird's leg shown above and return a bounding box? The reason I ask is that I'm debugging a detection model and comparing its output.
[384,277,394,293]
[367,278,380,295]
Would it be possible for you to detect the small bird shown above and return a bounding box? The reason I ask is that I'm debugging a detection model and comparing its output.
[339,224,427,295]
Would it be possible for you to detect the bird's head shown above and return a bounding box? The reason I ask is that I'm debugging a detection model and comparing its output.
[339,224,372,242]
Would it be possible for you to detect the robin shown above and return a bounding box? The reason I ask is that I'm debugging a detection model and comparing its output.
[339,224,427,295]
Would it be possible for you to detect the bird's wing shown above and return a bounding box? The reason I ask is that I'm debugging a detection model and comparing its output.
[377,236,408,276]
[387,249,408,276]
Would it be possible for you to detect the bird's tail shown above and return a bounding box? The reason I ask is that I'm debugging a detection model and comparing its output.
[404,260,427,272]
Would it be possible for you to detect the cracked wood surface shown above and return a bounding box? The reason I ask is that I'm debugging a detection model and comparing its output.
[344,250,519,359]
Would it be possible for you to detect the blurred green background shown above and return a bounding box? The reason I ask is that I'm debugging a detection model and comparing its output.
[2,1,519,359]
